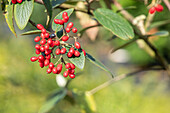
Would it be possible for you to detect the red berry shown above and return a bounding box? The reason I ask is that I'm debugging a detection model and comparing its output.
[72,27,77,33]
[69,74,75,79]
[38,55,45,61]
[74,50,80,57]
[40,39,46,45]
[52,67,58,74]
[34,36,40,42]
[82,49,86,56]
[69,47,75,54]
[62,36,69,41]
[40,46,45,52]
[57,64,62,73]
[68,69,75,74]
[55,40,60,46]
[63,71,69,77]
[61,48,66,54]
[12,0,17,4]
[49,41,55,47]
[35,49,41,54]
[58,19,64,25]
[49,62,54,69]
[74,42,81,49]
[67,52,73,58]
[37,24,44,30]
[70,63,75,69]
[47,38,53,45]
[149,7,156,14]
[54,19,60,24]
[65,27,71,33]
[55,48,61,55]
[39,62,44,68]
[30,56,38,62]
[41,28,46,34]
[65,63,71,69]
[41,33,45,39]
[155,4,163,12]
[47,68,52,74]
[62,12,68,18]
[44,44,50,50]
[46,54,51,60]
[35,44,40,50]
[44,59,50,66]
[17,0,22,3]
[67,22,74,28]
[45,33,49,38]
[45,49,52,55]
[63,16,69,23]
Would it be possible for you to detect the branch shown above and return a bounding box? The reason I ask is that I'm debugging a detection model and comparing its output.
[28,19,37,28]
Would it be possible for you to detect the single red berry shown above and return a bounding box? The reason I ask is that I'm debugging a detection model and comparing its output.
[61,48,66,54]
[17,0,22,3]
[40,39,46,45]
[39,62,44,68]
[12,0,17,4]
[63,16,69,23]
[55,40,60,46]
[62,36,69,41]
[49,41,55,47]
[57,64,62,72]
[149,7,156,14]
[37,24,44,30]
[35,49,41,54]
[62,12,68,18]
[44,59,50,66]
[68,69,75,74]
[30,56,38,62]
[40,46,45,52]
[46,54,51,60]
[74,42,81,49]
[45,49,52,55]
[69,47,75,54]
[63,71,69,77]
[49,62,54,69]
[47,68,52,74]
[67,22,74,28]
[69,74,75,79]
[58,19,64,25]
[74,50,80,57]
[67,52,73,58]
[65,27,71,33]
[34,36,40,42]
[47,38,53,45]
[70,63,75,69]
[65,63,71,69]
[38,55,45,61]
[44,44,50,50]
[35,44,40,50]
[55,48,61,55]
[82,49,86,56]
[41,28,46,34]
[52,67,58,74]
[72,27,77,33]
[155,4,163,12]
[54,19,60,24]
[41,33,45,39]
[45,33,49,38]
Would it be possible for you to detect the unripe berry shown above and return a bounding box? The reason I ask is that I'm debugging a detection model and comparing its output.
[35,44,40,50]
[62,36,69,41]
[65,63,71,69]
[40,39,46,45]
[12,0,17,4]
[39,62,44,68]
[47,38,53,45]
[72,27,77,33]
[61,48,66,54]
[44,44,50,50]
[69,74,75,79]
[149,7,156,14]
[65,27,71,33]
[47,68,52,74]
[49,62,54,69]
[155,4,163,12]
[35,49,41,54]
[52,67,58,74]
[17,0,22,3]
[74,50,80,57]
[50,33,56,38]
[63,71,69,77]
[69,47,75,54]
[41,28,46,34]
[46,54,51,60]
[55,48,61,55]
[45,33,49,38]
[67,22,74,28]
[82,49,86,56]
[62,12,68,18]
[57,64,62,73]
[70,63,75,69]
[74,42,81,49]
[68,69,75,74]
[40,46,45,52]
[44,59,50,66]
[37,24,44,30]
[54,19,60,24]
[55,40,60,46]
[67,52,73,58]
[30,56,38,62]
[34,36,40,42]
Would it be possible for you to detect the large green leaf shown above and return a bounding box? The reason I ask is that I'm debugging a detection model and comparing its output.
[21,30,50,36]
[86,53,114,77]
[14,0,34,30]
[50,0,66,8]
[52,8,74,32]
[93,8,134,40]
[39,89,67,113]
[4,0,16,36]
[42,0,52,26]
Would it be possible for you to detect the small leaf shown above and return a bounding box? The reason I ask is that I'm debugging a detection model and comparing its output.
[14,0,34,30]
[85,92,96,112]
[50,0,66,8]
[52,8,74,32]
[21,30,50,36]
[39,89,67,113]
[93,8,134,40]
[42,0,52,26]
[151,31,169,37]
[69,50,85,69]
[86,53,114,77]
[57,29,63,38]
[4,1,17,36]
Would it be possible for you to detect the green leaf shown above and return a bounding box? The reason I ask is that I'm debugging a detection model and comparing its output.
[14,0,34,30]
[93,8,134,40]
[42,0,52,27]
[21,30,50,36]
[68,50,85,70]
[86,53,114,77]
[151,31,169,37]
[52,8,74,32]
[50,0,66,8]
[39,89,67,113]
[4,1,16,36]
[56,29,63,38]
[148,20,170,30]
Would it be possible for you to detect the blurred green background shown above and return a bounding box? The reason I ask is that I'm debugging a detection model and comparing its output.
[0,0,170,113]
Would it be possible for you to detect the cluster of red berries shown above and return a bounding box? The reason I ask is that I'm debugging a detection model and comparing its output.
[12,0,22,4]
[149,4,163,14]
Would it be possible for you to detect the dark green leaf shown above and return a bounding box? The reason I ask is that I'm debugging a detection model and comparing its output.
[57,29,63,38]
[151,31,169,37]
[52,8,74,32]
[21,30,50,36]
[86,53,114,77]
[50,0,66,8]
[39,89,67,113]
[93,8,134,40]
[14,0,34,30]
[42,0,52,26]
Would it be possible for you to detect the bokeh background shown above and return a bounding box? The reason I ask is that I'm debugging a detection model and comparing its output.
[0,0,170,113]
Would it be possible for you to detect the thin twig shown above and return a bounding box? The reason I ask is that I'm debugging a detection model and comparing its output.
[28,19,37,28]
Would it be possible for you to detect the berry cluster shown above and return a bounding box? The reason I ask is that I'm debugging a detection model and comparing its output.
[30,12,86,79]
[149,4,163,14]
[12,0,22,4]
